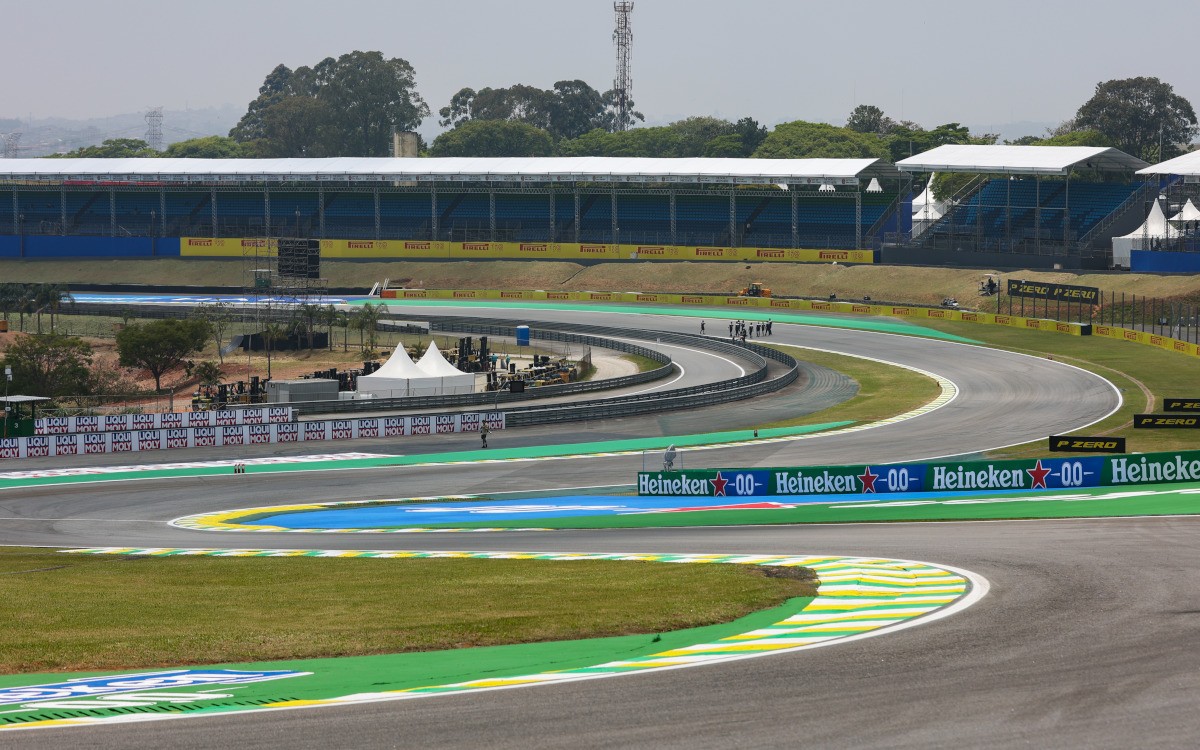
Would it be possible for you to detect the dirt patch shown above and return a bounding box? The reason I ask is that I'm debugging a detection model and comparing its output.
[5,258,1198,312]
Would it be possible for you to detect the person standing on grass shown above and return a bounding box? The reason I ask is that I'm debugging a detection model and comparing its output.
[480,421,489,449]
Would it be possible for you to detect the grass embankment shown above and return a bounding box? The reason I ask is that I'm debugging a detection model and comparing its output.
[757,345,941,430]
[917,318,1200,457]
[7,257,1200,310]
[0,548,815,674]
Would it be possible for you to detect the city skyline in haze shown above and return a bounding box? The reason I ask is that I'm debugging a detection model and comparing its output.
[3,0,1198,145]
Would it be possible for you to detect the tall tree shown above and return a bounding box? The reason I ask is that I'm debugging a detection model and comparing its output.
[430,120,555,157]
[52,138,156,158]
[192,302,235,364]
[560,126,684,157]
[231,52,430,156]
[255,96,338,157]
[547,80,607,139]
[753,121,889,159]
[116,319,210,392]
[846,104,897,135]
[440,80,635,140]
[1,334,95,398]
[229,64,295,143]
[162,136,247,158]
[1074,76,1198,161]
[669,117,735,157]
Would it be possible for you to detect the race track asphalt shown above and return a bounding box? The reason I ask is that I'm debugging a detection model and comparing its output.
[8,306,1186,750]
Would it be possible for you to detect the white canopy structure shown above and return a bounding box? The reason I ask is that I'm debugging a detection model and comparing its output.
[897,145,1148,176]
[356,342,476,398]
[1112,201,1181,267]
[1137,150,1200,177]
[0,156,901,186]
[1170,198,1200,227]
[910,174,946,237]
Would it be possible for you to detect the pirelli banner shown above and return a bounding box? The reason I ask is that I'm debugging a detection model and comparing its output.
[0,412,504,461]
[638,449,1200,498]
[1007,280,1100,304]
[181,238,876,264]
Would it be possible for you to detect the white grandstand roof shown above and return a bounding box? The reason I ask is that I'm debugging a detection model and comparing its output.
[0,157,900,185]
[1137,150,1200,176]
[896,145,1148,176]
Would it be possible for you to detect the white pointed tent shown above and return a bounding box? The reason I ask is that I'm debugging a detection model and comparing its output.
[1169,198,1200,227]
[911,174,946,236]
[1112,201,1182,267]
[356,342,477,397]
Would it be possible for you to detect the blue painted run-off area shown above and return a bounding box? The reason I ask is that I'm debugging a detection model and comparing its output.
[253,491,1006,528]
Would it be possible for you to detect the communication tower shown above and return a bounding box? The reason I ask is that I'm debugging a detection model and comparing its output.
[144,107,164,151]
[612,2,634,131]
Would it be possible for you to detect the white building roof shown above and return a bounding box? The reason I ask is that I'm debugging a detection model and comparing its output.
[1138,150,1200,176]
[0,156,900,186]
[897,145,1148,176]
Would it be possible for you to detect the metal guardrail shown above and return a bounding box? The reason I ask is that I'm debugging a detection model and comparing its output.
[62,304,800,427]
[292,325,675,416]
[385,315,796,426]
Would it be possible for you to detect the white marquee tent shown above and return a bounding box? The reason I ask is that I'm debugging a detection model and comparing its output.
[911,174,946,236]
[1112,201,1181,267]
[356,343,477,398]
[1169,198,1200,227]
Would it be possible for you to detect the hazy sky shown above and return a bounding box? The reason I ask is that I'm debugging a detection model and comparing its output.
[5,0,1199,140]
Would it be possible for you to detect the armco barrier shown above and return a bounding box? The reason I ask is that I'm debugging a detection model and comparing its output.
[0,412,503,461]
[638,449,1200,498]
[291,324,675,416]
[35,407,293,435]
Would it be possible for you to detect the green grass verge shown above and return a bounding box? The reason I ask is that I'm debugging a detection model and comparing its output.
[756,344,941,430]
[916,319,1200,457]
[0,548,814,674]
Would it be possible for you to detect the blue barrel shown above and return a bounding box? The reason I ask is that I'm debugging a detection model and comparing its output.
[515,325,530,346]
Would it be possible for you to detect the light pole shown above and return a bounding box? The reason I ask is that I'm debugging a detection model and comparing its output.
[3,366,11,439]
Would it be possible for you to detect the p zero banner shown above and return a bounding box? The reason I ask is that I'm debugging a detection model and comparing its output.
[1164,398,1200,412]
[1007,280,1100,304]
[1048,436,1126,453]
[1134,414,1200,429]
[0,412,504,461]
[638,450,1200,498]
[182,238,876,265]
[34,407,293,436]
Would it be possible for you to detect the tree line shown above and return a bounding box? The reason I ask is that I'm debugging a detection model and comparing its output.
[52,51,1197,165]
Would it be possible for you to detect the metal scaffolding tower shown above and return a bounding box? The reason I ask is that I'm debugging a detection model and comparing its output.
[612,2,634,131]
[144,107,164,151]
[2,133,22,159]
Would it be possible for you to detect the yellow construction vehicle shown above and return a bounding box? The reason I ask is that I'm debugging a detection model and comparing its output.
[739,281,772,298]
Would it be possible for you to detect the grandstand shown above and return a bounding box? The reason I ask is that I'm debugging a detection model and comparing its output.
[0,157,902,259]
[3,149,1190,270]
[893,145,1152,269]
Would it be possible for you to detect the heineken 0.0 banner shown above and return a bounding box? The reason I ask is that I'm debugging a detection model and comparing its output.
[638,450,1200,497]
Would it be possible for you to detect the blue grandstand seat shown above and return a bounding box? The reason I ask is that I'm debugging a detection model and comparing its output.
[930,179,1141,248]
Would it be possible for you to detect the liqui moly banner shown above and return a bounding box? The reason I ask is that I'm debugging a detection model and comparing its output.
[33,407,294,435]
[1,412,504,460]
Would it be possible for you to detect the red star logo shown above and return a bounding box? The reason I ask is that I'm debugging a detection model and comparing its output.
[857,466,879,493]
[709,472,729,496]
[1027,459,1051,489]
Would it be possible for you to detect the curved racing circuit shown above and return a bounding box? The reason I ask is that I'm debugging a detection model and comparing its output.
[8,301,1193,749]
